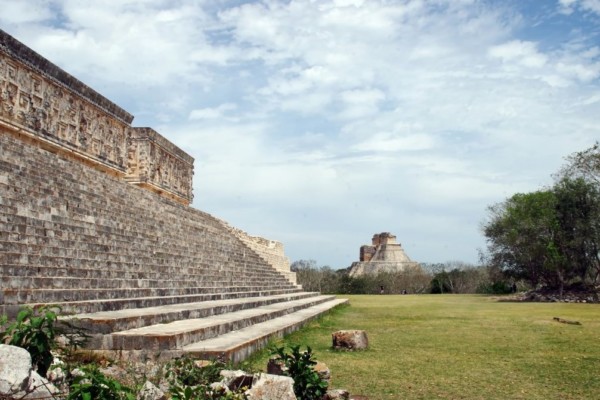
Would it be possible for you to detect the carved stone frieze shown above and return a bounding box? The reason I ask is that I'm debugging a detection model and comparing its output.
[0,29,195,204]
[126,127,194,205]
[0,50,129,172]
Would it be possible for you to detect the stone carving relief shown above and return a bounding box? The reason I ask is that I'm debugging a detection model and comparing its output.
[0,52,128,172]
[1,36,194,205]
[126,128,193,204]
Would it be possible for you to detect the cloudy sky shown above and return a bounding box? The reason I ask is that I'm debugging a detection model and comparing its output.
[1,0,599,268]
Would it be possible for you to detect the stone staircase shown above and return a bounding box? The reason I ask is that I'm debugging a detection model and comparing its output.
[0,131,347,361]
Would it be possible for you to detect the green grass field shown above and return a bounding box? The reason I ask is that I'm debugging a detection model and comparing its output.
[244,295,600,400]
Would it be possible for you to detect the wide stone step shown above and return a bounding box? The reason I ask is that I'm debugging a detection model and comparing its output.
[9,287,304,315]
[64,292,319,333]
[105,295,338,351]
[182,298,348,363]
[0,263,288,283]
[0,274,290,290]
[3,284,301,305]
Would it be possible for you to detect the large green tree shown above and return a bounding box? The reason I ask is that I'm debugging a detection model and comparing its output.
[483,178,600,295]
[483,190,560,289]
[559,141,600,185]
[554,178,600,284]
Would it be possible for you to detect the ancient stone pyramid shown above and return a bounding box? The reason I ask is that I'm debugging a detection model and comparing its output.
[0,29,346,362]
[348,232,420,277]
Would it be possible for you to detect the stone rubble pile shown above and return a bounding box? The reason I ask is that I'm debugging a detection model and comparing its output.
[0,344,370,400]
[0,344,59,399]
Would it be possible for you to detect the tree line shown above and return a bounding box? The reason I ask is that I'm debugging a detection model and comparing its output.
[482,142,600,296]
[293,142,599,297]
[291,260,512,295]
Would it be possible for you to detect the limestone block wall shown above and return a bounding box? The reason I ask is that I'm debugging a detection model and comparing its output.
[0,30,132,174]
[126,128,194,204]
[349,232,420,277]
[360,245,376,262]
[0,29,193,205]
[220,223,297,285]
[0,130,298,315]
[0,28,298,315]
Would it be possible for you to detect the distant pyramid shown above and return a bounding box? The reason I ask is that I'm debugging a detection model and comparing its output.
[348,232,420,277]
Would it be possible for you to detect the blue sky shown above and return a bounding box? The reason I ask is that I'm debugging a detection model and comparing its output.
[1,0,599,268]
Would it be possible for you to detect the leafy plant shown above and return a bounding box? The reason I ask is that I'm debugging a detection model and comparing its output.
[0,305,90,377]
[67,364,135,400]
[0,305,60,376]
[166,356,207,400]
[166,355,222,387]
[270,345,328,400]
[165,355,247,400]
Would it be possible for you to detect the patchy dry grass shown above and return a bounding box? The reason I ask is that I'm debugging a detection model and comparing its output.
[243,295,600,400]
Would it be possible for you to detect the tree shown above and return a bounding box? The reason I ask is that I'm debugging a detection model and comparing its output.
[291,259,322,292]
[483,190,564,290]
[483,179,600,295]
[553,178,600,285]
[559,141,600,185]
[428,262,489,294]
[291,260,343,293]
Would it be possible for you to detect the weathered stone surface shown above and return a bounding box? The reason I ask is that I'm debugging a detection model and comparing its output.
[223,223,297,285]
[0,344,32,395]
[46,367,65,384]
[0,28,193,204]
[349,233,421,277]
[22,371,59,399]
[246,373,297,400]
[324,389,350,400]
[266,357,287,375]
[315,361,331,381]
[0,28,344,365]
[126,127,194,205]
[137,380,166,400]
[219,369,254,391]
[332,330,368,350]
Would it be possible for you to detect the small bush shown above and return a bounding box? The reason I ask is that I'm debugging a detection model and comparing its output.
[67,364,135,400]
[270,345,328,400]
[477,281,513,294]
[165,355,247,400]
[0,305,60,376]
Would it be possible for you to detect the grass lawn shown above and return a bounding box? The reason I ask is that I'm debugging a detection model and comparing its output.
[243,295,600,400]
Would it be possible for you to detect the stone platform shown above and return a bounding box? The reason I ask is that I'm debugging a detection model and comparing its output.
[0,29,347,362]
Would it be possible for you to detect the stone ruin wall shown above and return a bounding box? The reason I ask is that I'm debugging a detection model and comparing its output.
[126,127,194,204]
[0,30,193,205]
[359,245,376,262]
[349,232,421,277]
[360,233,400,262]
[221,222,297,284]
[0,29,297,285]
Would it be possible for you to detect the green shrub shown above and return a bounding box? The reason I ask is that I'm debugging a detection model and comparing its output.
[476,281,513,294]
[67,364,135,400]
[0,306,60,376]
[165,355,247,400]
[270,345,328,400]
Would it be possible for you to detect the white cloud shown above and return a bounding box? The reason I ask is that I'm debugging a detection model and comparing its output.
[351,133,435,153]
[189,103,238,120]
[0,0,52,24]
[489,40,548,68]
[3,0,599,266]
[560,0,600,15]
